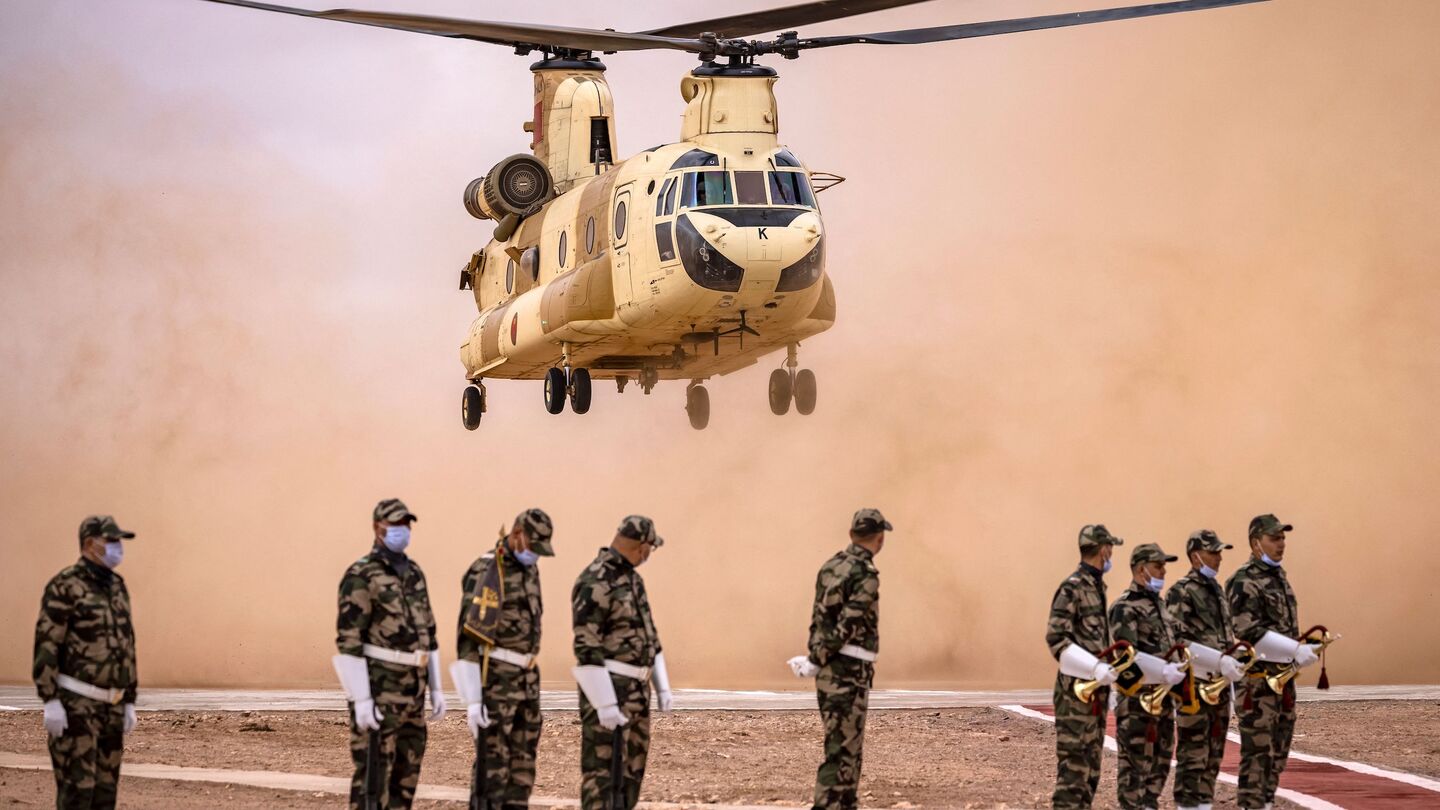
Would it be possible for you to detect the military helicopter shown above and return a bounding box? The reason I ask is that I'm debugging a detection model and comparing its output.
[198,0,1269,430]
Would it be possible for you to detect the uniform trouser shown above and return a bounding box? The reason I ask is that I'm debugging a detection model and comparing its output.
[1052,677,1108,810]
[812,657,873,810]
[1173,695,1231,807]
[46,696,125,810]
[1114,694,1175,810]
[579,672,651,810]
[476,663,543,809]
[348,693,428,810]
[1237,678,1296,808]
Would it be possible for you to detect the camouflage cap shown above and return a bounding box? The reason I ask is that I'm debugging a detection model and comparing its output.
[1130,542,1179,566]
[850,508,893,535]
[373,498,418,524]
[78,515,135,542]
[617,515,663,547]
[1248,514,1292,539]
[515,507,554,556]
[1186,529,1233,554]
[1078,524,1124,549]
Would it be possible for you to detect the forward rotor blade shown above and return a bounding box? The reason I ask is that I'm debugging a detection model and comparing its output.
[791,0,1270,50]
[196,0,708,53]
[644,0,936,39]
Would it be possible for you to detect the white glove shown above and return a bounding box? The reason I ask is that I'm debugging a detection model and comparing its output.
[426,652,447,723]
[788,655,819,678]
[353,698,383,732]
[1294,644,1320,668]
[597,704,628,730]
[123,703,137,735]
[1219,655,1246,683]
[652,652,674,712]
[1162,662,1187,686]
[42,699,68,738]
[465,702,491,738]
[1093,663,1118,686]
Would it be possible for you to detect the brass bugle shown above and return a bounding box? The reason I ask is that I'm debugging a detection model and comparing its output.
[1199,640,1256,705]
[1163,643,1200,716]
[1073,640,1135,703]
[1266,625,1338,694]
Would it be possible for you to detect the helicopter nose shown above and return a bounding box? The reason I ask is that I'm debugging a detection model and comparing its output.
[676,209,824,294]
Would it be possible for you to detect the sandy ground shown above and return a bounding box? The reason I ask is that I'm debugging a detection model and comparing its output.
[1,701,1436,807]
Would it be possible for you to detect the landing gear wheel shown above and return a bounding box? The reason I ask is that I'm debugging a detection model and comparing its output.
[687,385,710,430]
[543,367,567,414]
[569,368,592,414]
[461,385,484,431]
[768,368,792,415]
[793,369,817,415]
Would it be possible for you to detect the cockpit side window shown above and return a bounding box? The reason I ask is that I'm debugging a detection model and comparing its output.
[734,171,767,205]
[768,171,816,208]
[655,177,674,216]
[681,171,733,208]
[663,177,678,215]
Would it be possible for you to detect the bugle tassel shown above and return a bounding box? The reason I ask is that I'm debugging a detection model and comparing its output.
[1317,646,1330,690]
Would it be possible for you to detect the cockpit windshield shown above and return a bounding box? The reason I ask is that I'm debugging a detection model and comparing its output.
[681,171,733,207]
[768,171,816,208]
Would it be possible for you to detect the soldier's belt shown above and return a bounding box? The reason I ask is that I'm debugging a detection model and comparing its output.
[603,659,652,680]
[56,674,124,705]
[839,644,878,662]
[488,647,536,669]
[362,644,429,668]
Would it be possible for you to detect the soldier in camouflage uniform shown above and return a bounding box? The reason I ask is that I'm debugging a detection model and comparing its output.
[786,508,890,810]
[455,508,554,809]
[1227,514,1316,810]
[1167,530,1239,810]
[1046,524,1123,810]
[333,498,446,810]
[571,515,673,810]
[1110,543,1184,810]
[34,515,140,810]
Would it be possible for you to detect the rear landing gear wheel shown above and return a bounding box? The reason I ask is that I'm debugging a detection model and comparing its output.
[569,368,592,414]
[768,368,792,415]
[686,385,710,430]
[543,367,567,414]
[793,369,817,415]
[461,385,484,431]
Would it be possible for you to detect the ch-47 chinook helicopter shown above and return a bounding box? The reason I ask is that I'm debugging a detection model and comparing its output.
[199,0,1269,430]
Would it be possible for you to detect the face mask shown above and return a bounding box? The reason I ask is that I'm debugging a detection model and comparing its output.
[514,549,540,567]
[1261,553,1281,568]
[1199,564,1218,579]
[382,525,411,554]
[1101,558,1112,573]
[101,541,124,569]
[1147,576,1165,592]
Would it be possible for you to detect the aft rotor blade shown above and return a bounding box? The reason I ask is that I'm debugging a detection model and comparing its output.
[196,0,708,53]
[644,0,936,39]
[791,0,1270,50]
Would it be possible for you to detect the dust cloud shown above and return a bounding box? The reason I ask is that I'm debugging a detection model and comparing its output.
[2,0,1438,690]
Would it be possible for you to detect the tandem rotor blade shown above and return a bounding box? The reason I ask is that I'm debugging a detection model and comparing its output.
[788,0,1270,51]
[195,0,708,53]
[643,0,937,39]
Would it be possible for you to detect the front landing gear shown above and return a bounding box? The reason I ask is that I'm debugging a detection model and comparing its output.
[461,383,485,431]
[686,382,710,430]
[543,366,594,415]
[768,344,817,417]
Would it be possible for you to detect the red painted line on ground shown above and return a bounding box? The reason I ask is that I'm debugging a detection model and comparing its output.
[1019,704,1439,809]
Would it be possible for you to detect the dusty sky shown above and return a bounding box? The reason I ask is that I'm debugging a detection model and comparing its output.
[1,0,1437,689]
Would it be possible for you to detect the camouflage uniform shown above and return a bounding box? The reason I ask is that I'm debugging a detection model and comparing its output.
[1226,515,1299,810]
[571,516,665,810]
[1047,525,1123,809]
[1166,530,1236,809]
[337,499,437,810]
[33,516,138,810]
[457,509,553,809]
[1109,543,1180,810]
[807,508,890,810]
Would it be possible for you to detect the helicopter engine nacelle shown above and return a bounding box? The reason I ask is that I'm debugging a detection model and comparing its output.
[463,154,554,222]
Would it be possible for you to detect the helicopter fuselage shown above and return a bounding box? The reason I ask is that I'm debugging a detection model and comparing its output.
[459,60,834,388]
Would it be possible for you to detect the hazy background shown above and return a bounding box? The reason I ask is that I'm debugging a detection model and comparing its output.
[2,0,1437,689]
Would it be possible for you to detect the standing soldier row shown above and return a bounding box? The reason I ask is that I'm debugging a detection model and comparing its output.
[1046,515,1328,810]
